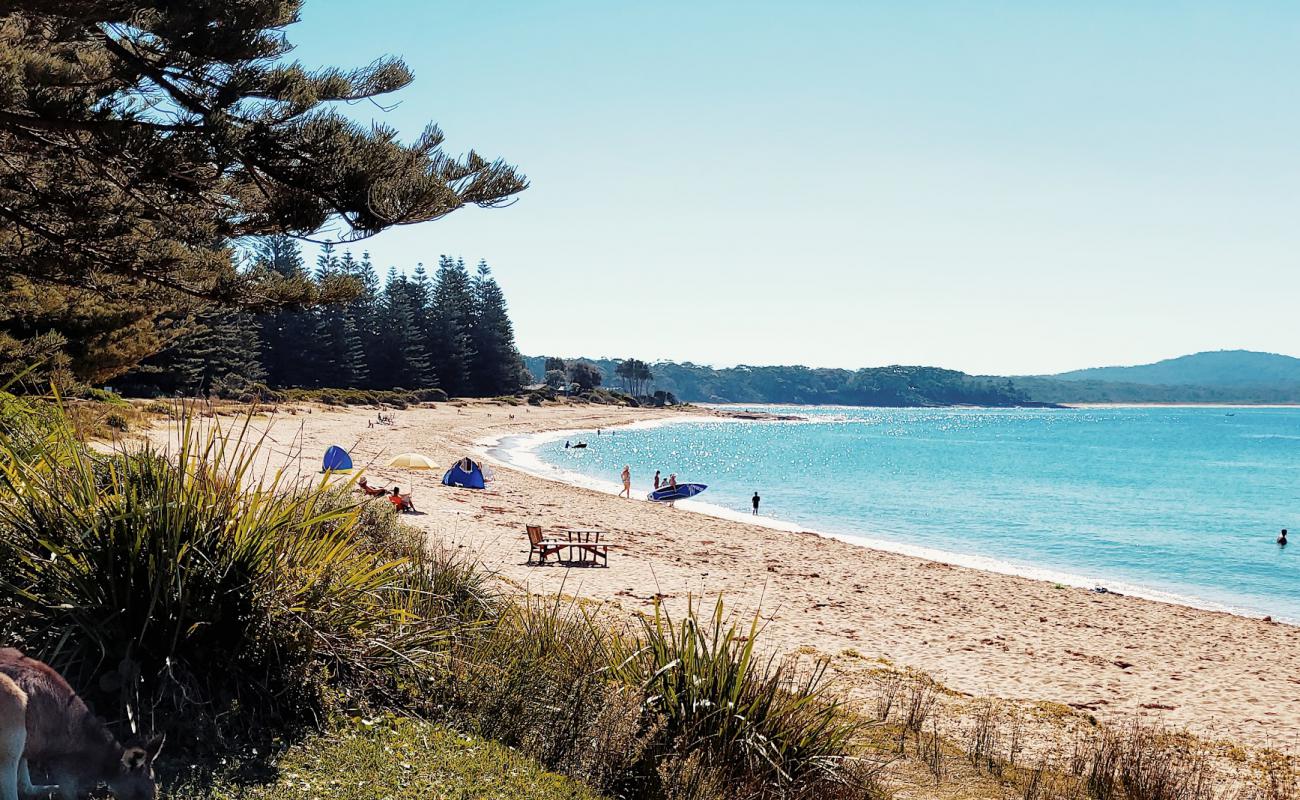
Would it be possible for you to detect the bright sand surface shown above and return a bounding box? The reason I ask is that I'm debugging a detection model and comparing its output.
[151,401,1300,752]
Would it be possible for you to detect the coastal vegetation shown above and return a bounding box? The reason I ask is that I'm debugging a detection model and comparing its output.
[527,357,1035,407]
[525,351,1300,406]
[114,238,528,399]
[0,0,525,391]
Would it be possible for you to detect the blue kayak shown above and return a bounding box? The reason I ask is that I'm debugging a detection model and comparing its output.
[648,483,707,503]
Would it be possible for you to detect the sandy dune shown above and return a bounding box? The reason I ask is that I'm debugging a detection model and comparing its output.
[150,401,1300,752]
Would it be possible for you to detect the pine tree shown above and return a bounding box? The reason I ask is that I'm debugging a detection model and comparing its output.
[313,245,368,387]
[348,252,383,386]
[469,260,525,395]
[146,310,266,397]
[372,269,435,388]
[428,256,476,396]
[254,236,320,387]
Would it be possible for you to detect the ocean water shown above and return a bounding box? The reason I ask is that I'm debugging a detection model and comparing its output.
[506,406,1300,621]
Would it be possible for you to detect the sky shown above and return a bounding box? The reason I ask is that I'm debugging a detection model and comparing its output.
[287,1,1300,376]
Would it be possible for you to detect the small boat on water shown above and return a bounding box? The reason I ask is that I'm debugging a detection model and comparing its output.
[648,483,707,503]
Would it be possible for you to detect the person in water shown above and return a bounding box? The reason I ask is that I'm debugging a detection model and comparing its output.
[653,470,661,490]
[752,492,760,515]
[668,473,677,490]
[565,440,570,449]
[1279,529,1289,546]
[620,465,631,499]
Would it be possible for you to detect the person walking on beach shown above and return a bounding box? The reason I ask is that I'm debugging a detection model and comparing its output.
[620,465,631,498]
[654,470,661,490]
[752,492,760,515]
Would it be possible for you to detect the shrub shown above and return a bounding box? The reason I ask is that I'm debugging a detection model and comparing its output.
[168,717,606,800]
[0,409,455,746]
[76,387,131,406]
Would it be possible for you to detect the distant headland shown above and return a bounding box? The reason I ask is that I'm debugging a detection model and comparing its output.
[525,350,1300,407]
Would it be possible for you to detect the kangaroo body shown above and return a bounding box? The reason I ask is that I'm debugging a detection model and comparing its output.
[0,649,162,800]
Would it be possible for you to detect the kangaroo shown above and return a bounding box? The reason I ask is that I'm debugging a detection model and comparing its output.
[0,649,163,800]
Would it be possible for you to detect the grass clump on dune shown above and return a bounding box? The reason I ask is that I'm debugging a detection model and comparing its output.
[438,598,883,800]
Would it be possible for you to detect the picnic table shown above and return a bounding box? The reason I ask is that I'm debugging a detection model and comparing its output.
[556,528,613,566]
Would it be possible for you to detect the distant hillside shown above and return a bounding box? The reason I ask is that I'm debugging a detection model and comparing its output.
[524,357,1046,407]
[1048,350,1300,387]
[527,351,1300,407]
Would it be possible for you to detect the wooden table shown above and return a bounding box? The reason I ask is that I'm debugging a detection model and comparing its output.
[558,529,614,566]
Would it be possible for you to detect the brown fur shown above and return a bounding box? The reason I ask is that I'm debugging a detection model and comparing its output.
[0,673,27,800]
[0,649,161,800]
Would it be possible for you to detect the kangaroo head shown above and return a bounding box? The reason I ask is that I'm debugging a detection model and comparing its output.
[106,734,164,800]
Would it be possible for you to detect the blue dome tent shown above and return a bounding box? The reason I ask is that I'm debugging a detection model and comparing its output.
[442,457,486,489]
[321,445,353,473]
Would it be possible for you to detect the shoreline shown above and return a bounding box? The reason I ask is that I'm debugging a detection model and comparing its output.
[481,419,1292,625]
[148,401,1300,749]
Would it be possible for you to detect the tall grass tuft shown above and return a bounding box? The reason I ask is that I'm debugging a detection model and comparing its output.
[0,407,453,743]
[603,597,867,797]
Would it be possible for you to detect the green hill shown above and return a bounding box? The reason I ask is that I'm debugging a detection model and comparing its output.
[1047,349,1300,386]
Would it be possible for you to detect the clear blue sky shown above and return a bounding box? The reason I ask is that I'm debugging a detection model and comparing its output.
[289,1,1299,375]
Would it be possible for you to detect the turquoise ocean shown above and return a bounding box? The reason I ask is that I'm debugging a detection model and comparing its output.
[497,406,1300,621]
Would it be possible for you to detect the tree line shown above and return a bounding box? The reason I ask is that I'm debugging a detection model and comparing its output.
[524,357,1042,407]
[118,236,528,398]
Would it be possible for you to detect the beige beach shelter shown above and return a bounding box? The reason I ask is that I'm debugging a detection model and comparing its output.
[387,452,438,470]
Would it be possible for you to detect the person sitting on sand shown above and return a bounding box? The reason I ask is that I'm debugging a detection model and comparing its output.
[1279,528,1289,546]
[389,486,416,513]
[358,477,387,497]
[620,465,631,499]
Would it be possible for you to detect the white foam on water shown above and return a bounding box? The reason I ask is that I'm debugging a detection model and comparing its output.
[479,417,1292,624]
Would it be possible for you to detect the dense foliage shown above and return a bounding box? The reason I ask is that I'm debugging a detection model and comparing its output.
[117,236,528,398]
[0,0,525,386]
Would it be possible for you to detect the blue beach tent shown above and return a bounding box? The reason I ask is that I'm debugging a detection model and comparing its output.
[321,445,353,473]
[442,457,486,489]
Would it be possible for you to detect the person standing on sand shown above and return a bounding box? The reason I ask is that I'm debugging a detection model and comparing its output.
[752,492,760,515]
[620,465,631,498]
[654,470,661,490]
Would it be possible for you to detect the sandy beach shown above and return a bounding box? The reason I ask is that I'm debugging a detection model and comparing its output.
[151,401,1300,753]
